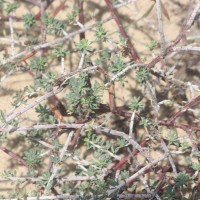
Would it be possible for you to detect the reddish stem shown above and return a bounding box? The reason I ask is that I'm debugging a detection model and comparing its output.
[104,0,140,62]
[114,139,147,171]
[109,83,116,112]
[168,95,200,124]
[52,0,67,17]
[77,0,85,40]
[71,128,82,146]
[17,50,38,64]
[35,0,54,20]
[0,146,29,167]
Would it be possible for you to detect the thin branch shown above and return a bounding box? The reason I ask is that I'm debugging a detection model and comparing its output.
[114,139,147,170]
[105,63,144,87]
[43,131,74,194]
[105,0,140,61]
[168,95,200,124]
[155,0,166,55]
[77,0,85,40]
[173,45,200,52]
[108,153,169,195]
[129,110,136,139]
[0,17,112,67]
[108,83,116,111]
[0,175,94,182]
[153,128,178,174]
[1,66,97,126]
[52,0,66,17]
[9,15,15,56]
[0,146,29,167]
[4,193,153,200]
[0,37,23,46]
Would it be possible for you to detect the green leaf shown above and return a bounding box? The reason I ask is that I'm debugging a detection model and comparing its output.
[139,117,151,127]
[161,186,179,200]
[175,172,190,187]
[22,13,36,28]
[76,39,93,53]
[0,110,6,123]
[34,71,56,92]
[129,96,144,112]
[31,56,47,72]
[110,55,126,75]
[44,13,66,35]
[181,141,191,150]
[23,148,41,166]
[53,46,70,58]
[66,7,79,24]
[192,162,200,171]
[12,89,27,107]
[95,24,108,41]
[136,67,149,84]
[147,39,158,50]
[0,170,16,178]
[118,35,128,47]
[37,171,51,187]
[167,131,179,146]
[121,170,129,180]
[5,3,17,14]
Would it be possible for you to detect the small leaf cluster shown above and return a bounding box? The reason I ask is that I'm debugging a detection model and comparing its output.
[34,71,57,92]
[0,170,16,178]
[147,39,158,50]
[75,179,110,199]
[5,3,17,14]
[162,172,193,199]
[12,89,27,107]
[31,56,47,73]
[22,13,36,28]
[95,48,111,67]
[136,67,149,84]
[139,117,152,127]
[44,13,66,35]
[67,73,101,115]
[76,39,93,53]
[129,96,144,112]
[0,110,6,123]
[118,35,128,47]
[37,171,51,187]
[93,151,111,169]
[175,172,190,188]
[25,85,39,99]
[66,7,79,24]
[166,130,179,146]
[120,170,130,180]
[109,55,126,75]
[53,45,70,58]
[84,130,126,155]
[6,62,15,71]
[35,104,57,124]
[95,24,108,41]
[161,186,180,200]
[23,148,41,167]
[192,162,200,171]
